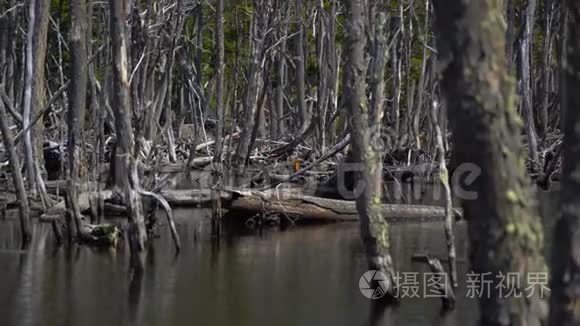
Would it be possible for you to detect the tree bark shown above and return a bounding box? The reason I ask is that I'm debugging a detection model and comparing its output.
[538,0,555,139]
[214,0,225,164]
[295,0,307,126]
[519,0,540,163]
[549,2,580,324]
[391,8,403,146]
[211,0,225,234]
[344,0,397,299]
[433,0,547,324]
[226,190,460,223]
[109,0,147,275]
[0,95,31,245]
[68,0,88,238]
[23,0,50,195]
[233,0,270,167]
[505,0,516,72]
[431,99,458,288]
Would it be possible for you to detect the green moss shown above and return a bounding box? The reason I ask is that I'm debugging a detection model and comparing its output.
[506,223,516,234]
[439,169,449,184]
[506,190,518,203]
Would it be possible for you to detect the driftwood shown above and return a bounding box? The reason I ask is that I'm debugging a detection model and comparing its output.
[225,189,462,222]
[36,188,219,220]
[160,189,232,205]
[33,186,462,225]
[132,188,463,223]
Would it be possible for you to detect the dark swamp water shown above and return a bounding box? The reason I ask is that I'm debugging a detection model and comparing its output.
[0,184,560,326]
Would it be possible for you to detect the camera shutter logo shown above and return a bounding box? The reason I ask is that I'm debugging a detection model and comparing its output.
[359,270,391,300]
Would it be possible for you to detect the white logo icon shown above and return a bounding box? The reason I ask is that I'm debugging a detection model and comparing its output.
[359,270,390,299]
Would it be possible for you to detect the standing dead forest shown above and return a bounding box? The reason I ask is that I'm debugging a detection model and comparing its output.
[1,0,580,325]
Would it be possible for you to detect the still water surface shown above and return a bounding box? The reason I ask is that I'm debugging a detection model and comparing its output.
[0,187,558,326]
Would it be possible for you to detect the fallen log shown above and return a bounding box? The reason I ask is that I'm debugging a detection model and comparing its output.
[225,189,462,222]
[159,189,232,206]
[150,188,463,222]
[35,186,463,224]
[38,188,219,220]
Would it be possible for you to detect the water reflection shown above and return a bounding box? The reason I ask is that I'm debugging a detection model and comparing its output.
[0,187,558,326]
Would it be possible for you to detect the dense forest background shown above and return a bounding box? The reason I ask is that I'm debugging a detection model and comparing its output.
[0,0,563,174]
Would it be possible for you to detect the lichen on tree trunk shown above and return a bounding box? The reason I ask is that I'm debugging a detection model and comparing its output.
[433,0,547,324]
[344,0,397,299]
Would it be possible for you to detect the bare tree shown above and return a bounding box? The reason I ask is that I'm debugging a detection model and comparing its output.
[214,0,225,164]
[538,0,556,138]
[430,96,457,288]
[0,98,31,245]
[233,0,272,168]
[272,3,290,139]
[295,0,307,126]
[549,1,580,324]
[433,0,547,323]
[23,0,50,199]
[110,0,147,274]
[344,0,397,299]
[67,0,89,237]
[519,0,540,163]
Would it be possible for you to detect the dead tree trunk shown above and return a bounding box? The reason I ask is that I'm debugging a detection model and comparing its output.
[110,0,147,275]
[273,5,289,139]
[67,0,88,238]
[413,0,431,150]
[327,0,339,146]
[316,2,328,152]
[538,0,556,139]
[211,0,225,233]
[433,0,547,324]
[391,8,403,146]
[506,0,516,72]
[23,0,50,197]
[344,0,397,299]
[519,0,540,163]
[295,0,307,126]
[194,0,204,117]
[214,0,225,164]
[233,0,271,168]
[549,2,580,324]
[430,98,457,288]
[0,97,31,245]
